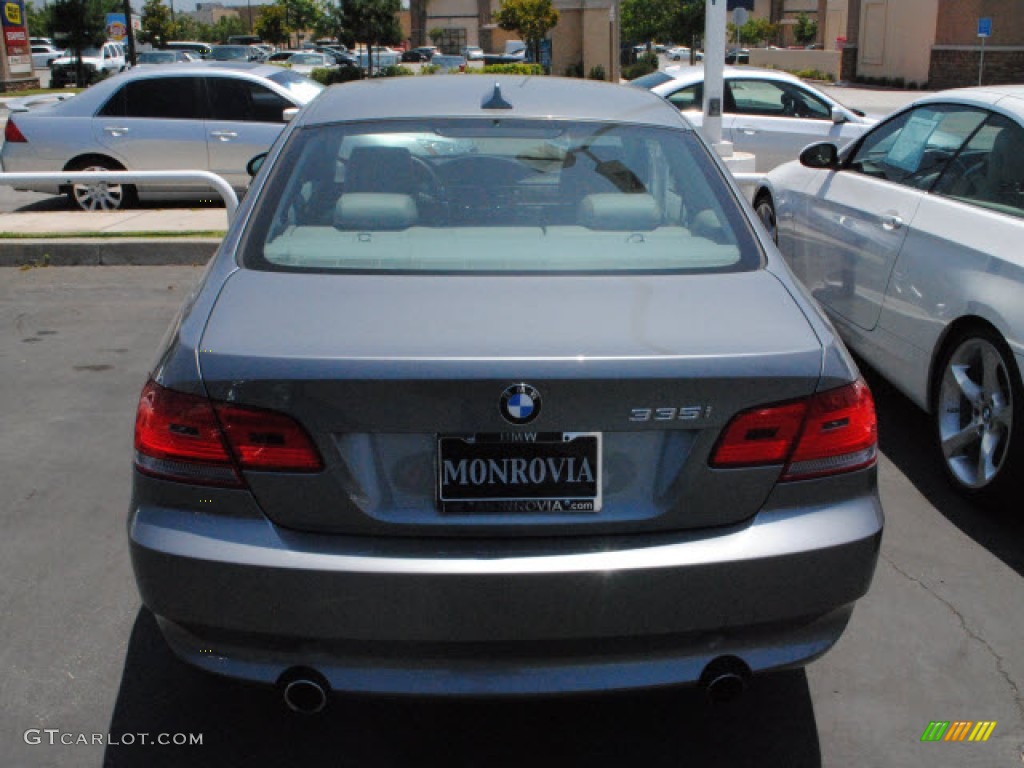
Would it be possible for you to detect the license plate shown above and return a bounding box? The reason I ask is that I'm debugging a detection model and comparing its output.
[438,432,602,513]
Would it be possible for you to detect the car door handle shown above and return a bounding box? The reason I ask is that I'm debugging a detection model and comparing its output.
[103,126,130,136]
[210,131,238,141]
[736,127,759,135]
[881,213,904,231]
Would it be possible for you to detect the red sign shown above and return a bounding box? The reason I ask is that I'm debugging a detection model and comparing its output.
[2,0,28,56]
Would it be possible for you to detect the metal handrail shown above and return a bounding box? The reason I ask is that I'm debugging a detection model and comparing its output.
[0,171,239,223]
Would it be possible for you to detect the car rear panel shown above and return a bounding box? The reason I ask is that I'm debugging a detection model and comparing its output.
[197,269,825,535]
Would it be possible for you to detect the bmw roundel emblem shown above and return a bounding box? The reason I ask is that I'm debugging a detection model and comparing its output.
[500,384,541,425]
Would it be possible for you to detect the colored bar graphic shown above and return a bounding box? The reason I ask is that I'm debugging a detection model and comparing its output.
[921,721,996,742]
[921,722,949,742]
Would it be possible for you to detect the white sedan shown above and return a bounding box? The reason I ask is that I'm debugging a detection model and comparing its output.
[634,66,876,171]
[285,52,338,75]
[753,85,1024,505]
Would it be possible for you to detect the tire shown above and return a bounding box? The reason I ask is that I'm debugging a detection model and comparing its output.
[933,326,1023,506]
[754,192,778,244]
[66,158,137,211]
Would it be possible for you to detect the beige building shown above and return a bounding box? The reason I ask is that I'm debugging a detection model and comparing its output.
[409,0,619,80]
[839,0,1024,88]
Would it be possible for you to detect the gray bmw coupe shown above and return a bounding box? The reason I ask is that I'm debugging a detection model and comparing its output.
[129,75,883,711]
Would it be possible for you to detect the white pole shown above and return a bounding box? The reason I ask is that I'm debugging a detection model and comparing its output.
[702,0,728,149]
[978,36,986,86]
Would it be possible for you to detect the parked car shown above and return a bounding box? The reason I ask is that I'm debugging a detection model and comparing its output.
[753,86,1024,505]
[49,42,126,87]
[666,45,691,61]
[2,63,323,210]
[430,54,466,73]
[31,44,63,69]
[725,48,750,65]
[209,44,262,62]
[401,46,436,62]
[461,45,484,61]
[268,50,301,63]
[163,41,212,59]
[127,75,882,709]
[315,46,358,66]
[285,52,343,75]
[634,66,876,171]
[136,50,193,65]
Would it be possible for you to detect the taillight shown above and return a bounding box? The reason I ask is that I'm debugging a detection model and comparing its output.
[5,118,27,143]
[710,379,877,481]
[134,380,323,487]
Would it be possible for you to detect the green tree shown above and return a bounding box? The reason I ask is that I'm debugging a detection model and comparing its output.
[621,0,672,49]
[313,1,345,43]
[493,0,558,68]
[741,17,776,46]
[51,0,107,85]
[664,0,703,52]
[281,0,323,47]
[26,1,55,39]
[212,15,249,42]
[140,0,173,46]
[793,12,817,45]
[343,0,401,69]
[256,4,289,45]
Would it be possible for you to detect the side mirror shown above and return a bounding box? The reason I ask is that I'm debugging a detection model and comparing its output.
[246,152,268,177]
[800,142,840,170]
[283,107,300,122]
[831,105,848,124]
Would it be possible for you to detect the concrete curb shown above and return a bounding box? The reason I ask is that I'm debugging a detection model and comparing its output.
[0,238,221,267]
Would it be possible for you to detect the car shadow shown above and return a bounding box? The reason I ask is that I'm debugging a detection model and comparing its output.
[862,363,1024,577]
[104,609,821,767]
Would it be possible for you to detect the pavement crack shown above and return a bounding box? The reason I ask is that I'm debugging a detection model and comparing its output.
[882,553,1024,725]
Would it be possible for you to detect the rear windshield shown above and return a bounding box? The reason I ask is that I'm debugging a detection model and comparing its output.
[629,71,675,89]
[267,69,324,103]
[242,118,762,274]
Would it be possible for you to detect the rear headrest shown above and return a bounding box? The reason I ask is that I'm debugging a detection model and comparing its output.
[578,193,660,231]
[335,193,417,230]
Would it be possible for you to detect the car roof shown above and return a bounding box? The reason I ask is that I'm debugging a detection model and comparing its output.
[660,66,803,85]
[299,76,691,128]
[912,85,1024,119]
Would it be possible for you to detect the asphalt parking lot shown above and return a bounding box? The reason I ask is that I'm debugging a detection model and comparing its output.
[1,265,1022,767]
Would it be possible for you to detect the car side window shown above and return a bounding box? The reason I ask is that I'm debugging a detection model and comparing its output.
[99,78,202,119]
[847,104,988,190]
[726,79,830,119]
[933,114,1024,218]
[209,78,293,123]
[666,84,702,111]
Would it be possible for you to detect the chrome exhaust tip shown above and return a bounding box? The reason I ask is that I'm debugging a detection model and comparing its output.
[278,667,330,714]
[699,655,751,703]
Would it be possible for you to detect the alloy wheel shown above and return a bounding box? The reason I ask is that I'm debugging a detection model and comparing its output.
[71,165,126,211]
[936,336,1014,490]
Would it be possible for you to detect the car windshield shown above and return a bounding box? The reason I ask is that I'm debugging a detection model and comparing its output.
[267,69,324,103]
[244,118,761,274]
[139,52,175,63]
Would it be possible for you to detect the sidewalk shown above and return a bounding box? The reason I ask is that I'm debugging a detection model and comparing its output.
[0,207,227,267]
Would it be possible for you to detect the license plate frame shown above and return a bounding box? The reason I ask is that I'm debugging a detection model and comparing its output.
[437,432,602,514]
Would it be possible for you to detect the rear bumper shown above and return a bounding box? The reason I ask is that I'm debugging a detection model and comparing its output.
[130,485,882,695]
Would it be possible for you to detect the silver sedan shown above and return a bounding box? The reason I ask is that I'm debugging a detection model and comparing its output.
[754,85,1024,505]
[0,62,323,210]
[128,75,883,710]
